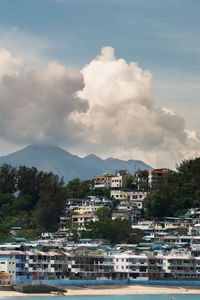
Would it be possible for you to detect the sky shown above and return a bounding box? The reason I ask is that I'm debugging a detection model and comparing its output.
[0,0,200,168]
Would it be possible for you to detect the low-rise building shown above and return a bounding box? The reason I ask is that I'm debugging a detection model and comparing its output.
[94,174,113,189]
[110,190,129,200]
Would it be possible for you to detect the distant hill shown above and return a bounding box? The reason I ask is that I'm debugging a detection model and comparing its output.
[0,145,152,182]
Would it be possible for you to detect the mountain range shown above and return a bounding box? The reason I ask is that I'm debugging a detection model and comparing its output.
[0,145,152,182]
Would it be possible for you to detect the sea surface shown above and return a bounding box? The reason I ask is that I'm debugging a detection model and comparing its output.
[1,295,199,300]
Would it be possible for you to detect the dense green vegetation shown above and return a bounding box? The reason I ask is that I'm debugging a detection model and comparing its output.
[80,207,144,244]
[0,164,67,242]
[144,158,200,218]
[65,178,110,198]
[1,156,200,243]
[65,206,144,244]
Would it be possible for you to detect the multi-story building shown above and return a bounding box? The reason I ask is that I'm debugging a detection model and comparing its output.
[112,203,142,224]
[0,251,31,284]
[148,169,169,188]
[1,245,200,283]
[68,250,114,280]
[94,174,113,189]
[94,172,129,191]
[113,253,148,280]
[110,190,129,200]
[129,191,148,209]
[133,171,148,191]
[111,175,125,190]
[27,251,67,281]
[71,213,96,230]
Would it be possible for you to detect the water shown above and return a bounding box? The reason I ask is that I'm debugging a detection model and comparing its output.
[0,296,199,300]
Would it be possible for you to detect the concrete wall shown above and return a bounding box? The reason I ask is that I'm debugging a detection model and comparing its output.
[17,279,200,286]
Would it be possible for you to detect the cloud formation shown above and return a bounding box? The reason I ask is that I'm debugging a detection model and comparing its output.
[73,47,200,167]
[0,46,199,168]
[0,47,87,146]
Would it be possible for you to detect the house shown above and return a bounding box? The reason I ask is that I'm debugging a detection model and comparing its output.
[94,174,113,189]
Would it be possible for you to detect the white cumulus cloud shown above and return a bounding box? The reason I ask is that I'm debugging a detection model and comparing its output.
[0,46,199,168]
[0,48,22,81]
[72,46,200,167]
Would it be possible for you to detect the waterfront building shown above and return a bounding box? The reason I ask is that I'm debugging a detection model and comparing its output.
[27,251,67,281]
[113,253,148,280]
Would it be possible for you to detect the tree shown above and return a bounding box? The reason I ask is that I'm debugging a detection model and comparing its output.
[144,157,200,218]
[65,178,93,199]
[81,217,144,244]
[0,164,17,194]
[65,178,81,198]
[66,219,79,242]
[123,176,135,191]
[0,165,71,241]
[34,173,67,231]
[95,206,111,219]
[88,187,110,198]
[17,166,45,208]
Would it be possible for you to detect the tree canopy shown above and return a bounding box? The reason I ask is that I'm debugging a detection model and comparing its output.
[0,164,67,242]
[144,157,200,218]
[81,216,144,244]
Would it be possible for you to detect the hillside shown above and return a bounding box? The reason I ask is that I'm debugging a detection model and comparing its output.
[0,145,152,182]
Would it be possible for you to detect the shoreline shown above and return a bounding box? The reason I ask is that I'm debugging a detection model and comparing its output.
[0,284,200,297]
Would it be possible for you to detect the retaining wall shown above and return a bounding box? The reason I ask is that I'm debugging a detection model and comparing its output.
[17,279,200,287]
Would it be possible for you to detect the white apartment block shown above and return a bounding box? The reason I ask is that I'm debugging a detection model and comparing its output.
[0,256,16,283]
[113,253,148,280]
[111,175,125,189]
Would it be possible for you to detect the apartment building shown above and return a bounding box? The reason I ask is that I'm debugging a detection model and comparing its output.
[113,253,148,280]
[129,191,148,209]
[111,175,124,189]
[148,169,169,188]
[27,251,67,280]
[68,251,114,280]
[94,174,113,189]
[113,202,142,224]
[0,251,30,284]
[110,190,129,200]
[71,213,96,230]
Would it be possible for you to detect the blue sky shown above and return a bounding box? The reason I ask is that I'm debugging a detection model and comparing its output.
[1,0,199,114]
[1,0,199,70]
[0,0,199,166]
